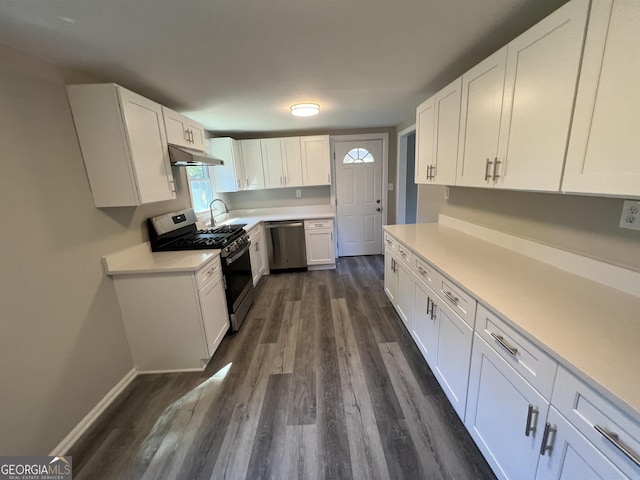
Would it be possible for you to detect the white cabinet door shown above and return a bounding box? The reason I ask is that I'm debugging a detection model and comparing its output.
[162,106,190,148]
[563,0,640,197]
[118,89,176,205]
[281,136,304,187]
[535,407,628,480]
[498,0,589,191]
[239,139,265,190]
[396,259,414,329]
[432,77,462,185]
[384,247,398,305]
[249,228,265,285]
[301,135,331,185]
[412,277,439,364]
[186,118,206,152]
[305,229,335,266]
[415,97,435,184]
[208,137,244,192]
[457,47,507,188]
[198,275,229,358]
[261,138,285,189]
[431,298,473,419]
[466,334,550,480]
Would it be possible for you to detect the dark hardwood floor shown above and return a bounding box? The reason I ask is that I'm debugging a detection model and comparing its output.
[70,255,496,480]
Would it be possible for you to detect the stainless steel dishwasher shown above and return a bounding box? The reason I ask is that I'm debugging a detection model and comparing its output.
[265,220,307,271]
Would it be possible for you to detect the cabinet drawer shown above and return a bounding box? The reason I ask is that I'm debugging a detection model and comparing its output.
[475,303,557,399]
[434,275,476,328]
[195,258,222,290]
[304,218,333,229]
[552,366,640,477]
[383,232,397,251]
[413,256,440,290]
[476,304,558,400]
[396,242,413,267]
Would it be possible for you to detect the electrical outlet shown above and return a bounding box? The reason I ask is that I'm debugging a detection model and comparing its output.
[619,200,640,231]
[445,186,450,200]
[295,189,302,198]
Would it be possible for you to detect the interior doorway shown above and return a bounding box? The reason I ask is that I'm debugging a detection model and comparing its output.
[396,125,417,224]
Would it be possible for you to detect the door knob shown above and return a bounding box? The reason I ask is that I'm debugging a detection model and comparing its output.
[376,207,381,212]
[376,199,381,203]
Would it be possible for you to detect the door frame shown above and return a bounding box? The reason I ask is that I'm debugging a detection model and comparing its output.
[395,124,416,224]
[330,133,389,257]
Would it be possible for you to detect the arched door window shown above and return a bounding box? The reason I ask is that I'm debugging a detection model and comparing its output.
[343,148,375,164]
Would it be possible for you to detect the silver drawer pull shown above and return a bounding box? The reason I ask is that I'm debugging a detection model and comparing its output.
[417,266,427,276]
[443,291,459,304]
[400,250,407,258]
[539,422,556,456]
[594,425,640,468]
[525,404,539,437]
[490,332,518,356]
[426,297,432,316]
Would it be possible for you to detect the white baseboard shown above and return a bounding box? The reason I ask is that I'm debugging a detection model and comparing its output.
[49,368,137,456]
[438,215,640,298]
[136,367,204,374]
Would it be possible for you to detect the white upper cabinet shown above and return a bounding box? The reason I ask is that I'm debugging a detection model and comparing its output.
[457,47,507,188]
[497,0,589,191]
[281,137,304,187]
[261,137,304,189]
[208,137,244,192]
[301,135,331,186]
[456,0,589,191]
[67,84,176,207]
[162,106,206,152]
[432,77,462,185]
[261,138,285,189]
[562,0,640,197]
[239,139,266,190]
[416,78,462,186]
[415,97,435,184]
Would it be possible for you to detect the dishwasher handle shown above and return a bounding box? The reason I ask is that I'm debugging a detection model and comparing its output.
[265,221,304,228]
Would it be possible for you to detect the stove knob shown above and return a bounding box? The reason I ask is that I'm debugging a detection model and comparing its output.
[229,243,237,253]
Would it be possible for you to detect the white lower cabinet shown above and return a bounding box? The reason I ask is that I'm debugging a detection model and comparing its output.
[535,407,628,480]
[384,246,398,305]
[247,224,267,286]
[383,229,639,480]
[112,257,229,372]
[304,219,336,268]
[465,334,550,480]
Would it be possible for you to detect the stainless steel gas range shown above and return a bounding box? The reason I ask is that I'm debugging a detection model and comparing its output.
[147,208,254,332]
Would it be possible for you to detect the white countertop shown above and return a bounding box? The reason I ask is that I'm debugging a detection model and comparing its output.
[216,204,335,231]
[384,223,640,418]
[103,242,219,275]
[104,205,334,275]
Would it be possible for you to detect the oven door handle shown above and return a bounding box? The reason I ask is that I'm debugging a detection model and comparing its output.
[225,241,251,264]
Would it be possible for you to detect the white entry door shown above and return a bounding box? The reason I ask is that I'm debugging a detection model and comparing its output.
[335,139,383,256]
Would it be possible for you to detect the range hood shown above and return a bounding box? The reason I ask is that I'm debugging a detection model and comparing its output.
[168,144,224,167]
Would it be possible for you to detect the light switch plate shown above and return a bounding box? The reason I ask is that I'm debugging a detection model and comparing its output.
[295,189,302,198]
[619,200,640,231]
[387,183,394,191]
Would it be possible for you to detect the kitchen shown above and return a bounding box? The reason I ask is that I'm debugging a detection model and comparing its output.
[1,1,639,479]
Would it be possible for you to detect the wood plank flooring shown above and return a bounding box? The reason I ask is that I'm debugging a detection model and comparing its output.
[70,256,496,480]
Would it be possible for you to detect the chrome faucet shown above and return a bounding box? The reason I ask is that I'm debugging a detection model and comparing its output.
[209,199,229,227]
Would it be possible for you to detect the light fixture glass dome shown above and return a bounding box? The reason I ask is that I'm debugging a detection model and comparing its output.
[290,103,320,117]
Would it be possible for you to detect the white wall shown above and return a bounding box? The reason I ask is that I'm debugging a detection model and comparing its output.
[416,184,640,272]
[0,44,192,454]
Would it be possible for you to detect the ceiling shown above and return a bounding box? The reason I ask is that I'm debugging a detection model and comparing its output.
[0,0,569,134]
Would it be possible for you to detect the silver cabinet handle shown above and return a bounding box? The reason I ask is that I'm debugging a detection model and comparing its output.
[594,425,640,467]
[417,266,427,276]
[400,250,407,258]
[484,158,493,181]
[539,422,556,456]
[493,158,501,181]
[284,176,287,185]
[426,297,432,316]
[490,332,518,356]
[189,129,194,143]
[525,404,539,437]
[430,301,437,320]
[443,291,459,304]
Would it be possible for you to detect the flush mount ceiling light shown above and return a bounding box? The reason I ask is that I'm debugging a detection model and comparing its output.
[290,103,320,117]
